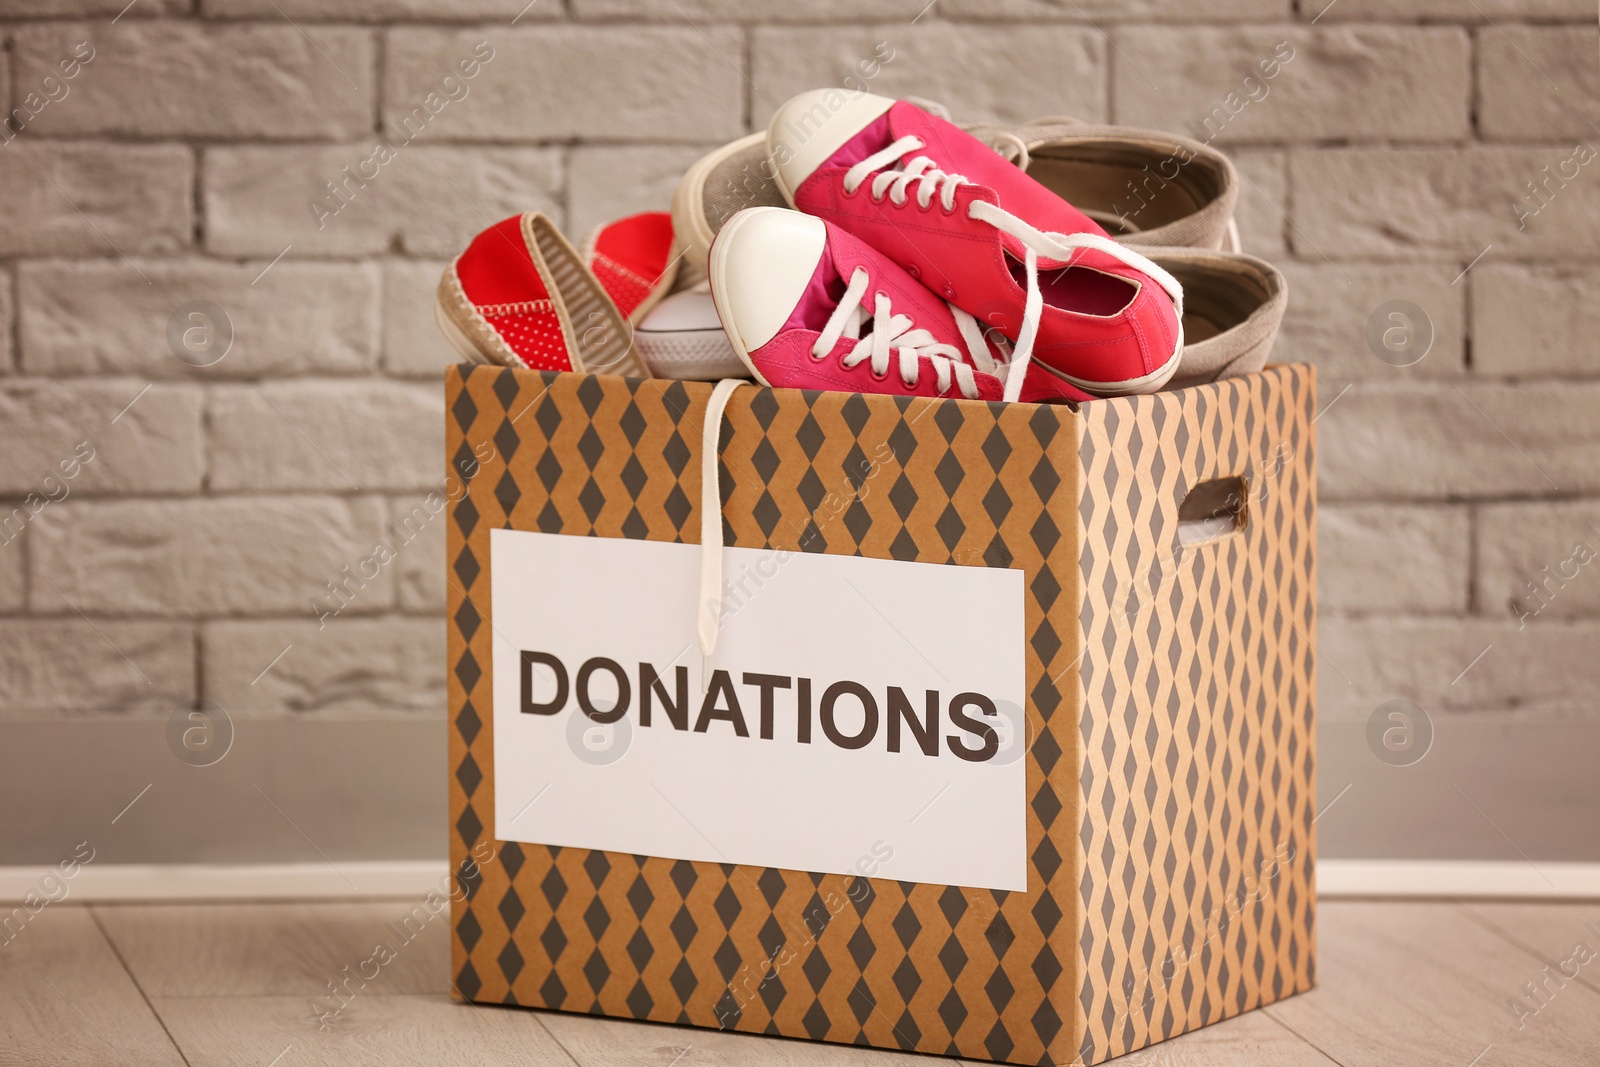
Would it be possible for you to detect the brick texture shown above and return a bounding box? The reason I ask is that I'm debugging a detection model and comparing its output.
[12,23,375,139]
[939,0,1289,20]
[202,618,445,713]
[383,27,745,142]
[391,494,446,612]
[751,25,1107,125]
[381,259,451,377]
[204,144,562,258]
[1291,147,1600,259]
[1231,149,1288,258]
[0,542,22,612]
[0,620,194,716]
[1318,383,1600,501]
[0,143,192,257]
[1314,0,1591,18]
[1320,504,1470,615]
[30,497,394,615]
[1,0,187,13]
[1320,616,1600,720]
[1275,261,1464,378]
[1478,26,1600,142]
[0,267,12,373]
[1113,27,1470,144]
[1,0,1591,742]
[0,381,202,495]
[1478,501,1600,621]
[568,144,712,238]
[19,260,381,377]
[575,0,927,19]
[204,0,556,20]
[1472,264,1600,378]
[208,381,442,492]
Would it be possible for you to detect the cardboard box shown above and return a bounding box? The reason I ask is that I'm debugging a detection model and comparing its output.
[445,363,1317,1065]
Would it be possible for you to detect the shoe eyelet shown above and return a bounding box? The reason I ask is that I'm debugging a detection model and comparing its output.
[843,182,861,199]
[942,284,957,300]
[906,263,921,280]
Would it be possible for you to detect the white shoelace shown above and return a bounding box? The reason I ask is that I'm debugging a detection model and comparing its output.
[697,377,746,691]
[845,136,971,211]
[692,265,997,684]
[815,265,991,399]
[843,135,1186,402]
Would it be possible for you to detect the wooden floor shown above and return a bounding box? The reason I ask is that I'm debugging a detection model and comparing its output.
[2,899,1597,1065]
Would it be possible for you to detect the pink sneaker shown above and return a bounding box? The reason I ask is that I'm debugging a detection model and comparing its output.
[767,91,1185,398]
[708,207,1089,404]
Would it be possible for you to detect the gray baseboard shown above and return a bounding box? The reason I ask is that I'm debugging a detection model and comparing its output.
[4,717,444,866]
[1315,716,1600,863]
[5,714,1595,865]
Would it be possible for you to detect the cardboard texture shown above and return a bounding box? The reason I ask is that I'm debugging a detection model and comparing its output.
[445,363,1318,1065]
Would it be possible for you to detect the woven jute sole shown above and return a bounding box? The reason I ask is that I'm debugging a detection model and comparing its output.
[436,212,652,378]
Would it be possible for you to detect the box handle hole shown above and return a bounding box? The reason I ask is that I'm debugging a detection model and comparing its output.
[1176,476,1248,547]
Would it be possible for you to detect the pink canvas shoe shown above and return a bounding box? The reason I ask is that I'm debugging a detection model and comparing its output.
[709,207,1089,404]
[767,90,1185,398]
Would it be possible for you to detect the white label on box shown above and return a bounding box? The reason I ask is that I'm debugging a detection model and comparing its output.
[489,528,1028,891]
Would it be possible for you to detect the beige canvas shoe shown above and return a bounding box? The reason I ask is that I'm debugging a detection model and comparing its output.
[1143,248,1287,389]
[971,118,1241,251]
[671,132,794,283]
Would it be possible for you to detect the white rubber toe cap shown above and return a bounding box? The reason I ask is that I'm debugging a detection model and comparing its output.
[766,89,895,204]
[708,207,828,354]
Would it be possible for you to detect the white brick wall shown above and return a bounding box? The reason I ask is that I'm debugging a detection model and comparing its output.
[30,496,395,616]
[1,1,1595,746]
[751,25,1108,123]
[1292,147,1600,257]
[19,260,382,376]
[12,23,377,138]
[202,144,564,256]
[1111,27,1471,143]
[0,143,193,256]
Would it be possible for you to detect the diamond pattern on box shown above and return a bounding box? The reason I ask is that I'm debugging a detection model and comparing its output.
[445,364,1316,1066]
[1071,370,1316,1063]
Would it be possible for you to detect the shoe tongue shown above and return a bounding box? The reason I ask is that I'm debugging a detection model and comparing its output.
[782,248,850,336]
[826,113,897,169]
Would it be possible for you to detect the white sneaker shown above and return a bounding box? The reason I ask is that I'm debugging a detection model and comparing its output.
[633,286,746,381]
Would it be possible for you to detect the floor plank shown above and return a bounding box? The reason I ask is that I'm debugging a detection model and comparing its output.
[9,898,1596,1066]
[152,994,578,1066]
[539,1011,957,1065]
[1052,1011,1338,1067]
[1465,900,1600,997]
[1270,901,1600,1066]
[94,901,449,998]
[0,905,185,1067]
